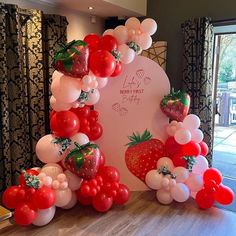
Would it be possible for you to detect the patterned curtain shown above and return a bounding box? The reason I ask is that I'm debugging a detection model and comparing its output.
[0,3,68,192]
[182,17,214,165]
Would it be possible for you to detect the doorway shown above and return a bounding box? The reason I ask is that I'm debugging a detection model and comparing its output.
[212,27,236,180]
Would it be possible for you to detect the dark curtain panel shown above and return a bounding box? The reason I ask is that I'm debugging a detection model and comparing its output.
[0,3,68,192]
[42,14,68,133]
[182,17,214,165]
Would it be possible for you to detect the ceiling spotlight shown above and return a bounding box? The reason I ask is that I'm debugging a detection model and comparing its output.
[88,6,94,10]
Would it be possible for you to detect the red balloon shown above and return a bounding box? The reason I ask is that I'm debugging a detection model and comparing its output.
[172,154,187,168]
[2,186,25,209]
[90,110,99,119]
[19,169,39,187]
[79,124,91,135]
[114,184,130,205]
[14,203,37,226]
[84,34,100,53]
[203,168,222,185]
[89,50,116,77]
[92,192,113,212]
[76,190,93,206]
[99,151,106,167]
[195,189,215,209]
[111,62,122,77]
[89,122,103,140]
[204,179,219,193]
[199,141,209,156]
[33,186,55,209]
[50,111,80,138]
[214,184,234,205]
[70,105,91,119]
[182,141,201,156]
[50,110,56,120]
[99,35,118,52]
[98,166,120,183]
[165,137,183,158]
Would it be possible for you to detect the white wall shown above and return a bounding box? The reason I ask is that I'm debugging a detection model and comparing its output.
[0,0,105,41]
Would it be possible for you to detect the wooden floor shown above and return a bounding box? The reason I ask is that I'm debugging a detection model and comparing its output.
[0,191,236,236]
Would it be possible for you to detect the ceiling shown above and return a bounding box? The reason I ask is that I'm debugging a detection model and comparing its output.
[38,0,147,17]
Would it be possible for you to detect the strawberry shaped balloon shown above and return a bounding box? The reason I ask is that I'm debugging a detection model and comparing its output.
[64,143,101,179]
[53,40,89,78]
[160,90,190,122]
[125,130,165,182]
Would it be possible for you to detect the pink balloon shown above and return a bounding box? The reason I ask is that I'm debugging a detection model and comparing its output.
[97,77,108,89]
[191,129,203,143]
[64,170,83,191]
[103,29,114,36]
[185,173,203,192]
[166,125,177,136]
[41,163,63,180]
[85,89,100,105]
[140,18,157,35]
[52,180,60,189]
[161,177,170,188]
[128,29,136,41]
[156,189,173,205]
[50,96,72,112]
[70,132,89,148]
[174,128,191,145]
[113,25,128,45]
[157,157,174,171]
[172,167,189,183]
[42,176,53,187]
[62,191,77,209]
[125,17,141,30]
[183,114,200,129]
[118,44,135,64]
[135,33,152,50]
[52,70,63,81]
[36,134,67,164]
[51,74,81,103]
[55,188,72,207]
[191,191,197,199]
[32,206,56,226]
[145,170,163,190]
[192,155,209,174]
[170,183,190,202]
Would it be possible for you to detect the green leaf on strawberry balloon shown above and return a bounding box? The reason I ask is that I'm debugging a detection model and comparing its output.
[126,129,152,147]
[53,40,87,72]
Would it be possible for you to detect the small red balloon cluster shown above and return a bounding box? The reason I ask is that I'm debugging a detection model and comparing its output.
[76,166,130,212]
[196,168,234,209]
[125,90,234,209]
[2,169,56,226]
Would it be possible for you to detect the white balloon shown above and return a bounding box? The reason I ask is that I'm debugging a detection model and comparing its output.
[118,44,135,64]
[50,96,72,112]
[174,128,191,145]
[32,206,56,226]
[85,89,100,105]
[183,114,201,130]
[170,183,190,202]
[55,188,72,207]
[103,29,114,36]
[64,170,83,191]
[156,189,173,205]
[97,77,108,89]
[145,170,163,190]
[41,163,63,180]
[62,191,77,209]
[113,25,128,45]
[185,173,203,192]
[135,33,152,50]
[125,17,141,30]
[52,70,63,81]
[156,157,174,171]
[172,167,189,183]
[140,18,157,35]
[192,155,209,174]
[70,132,89,148]
[191,129,203,143]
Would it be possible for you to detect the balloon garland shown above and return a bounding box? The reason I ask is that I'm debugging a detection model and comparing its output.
[2,17,157,226]
[125,90,235,208]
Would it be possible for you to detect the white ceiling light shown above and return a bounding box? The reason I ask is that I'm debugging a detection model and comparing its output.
[88,6,94,10]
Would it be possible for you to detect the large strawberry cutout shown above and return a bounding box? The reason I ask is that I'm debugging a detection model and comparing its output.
[53,40,89,78]
[160,90,190,122]
[125,130,165,182]
[64,143,101,179]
